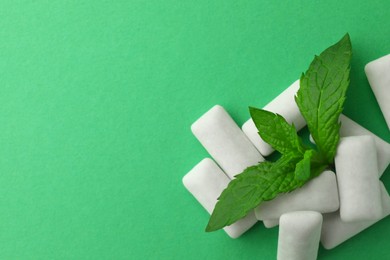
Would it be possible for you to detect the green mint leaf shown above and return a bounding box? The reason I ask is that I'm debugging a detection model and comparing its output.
[309,151,330,178]
[295,34,352,163]
[294,149,314,181]
[206,155,305,232]
[249,107,306,155]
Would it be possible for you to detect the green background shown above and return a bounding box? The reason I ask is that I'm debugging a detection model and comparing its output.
[0,1,389,259]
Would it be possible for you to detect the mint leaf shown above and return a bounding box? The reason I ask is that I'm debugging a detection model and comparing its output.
[295,34,352,163]
[294,149,314,181]
[309,151,329,178]
[249,107,306,155]
[206,155,305,232]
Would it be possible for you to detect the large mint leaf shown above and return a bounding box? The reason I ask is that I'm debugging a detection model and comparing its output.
[295,34,352,163]
[206,155,305,232]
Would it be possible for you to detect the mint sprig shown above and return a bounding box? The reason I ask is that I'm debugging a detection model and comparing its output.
[206,34,352,232]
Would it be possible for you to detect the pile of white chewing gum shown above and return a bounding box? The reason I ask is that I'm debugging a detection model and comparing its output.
[182,54,390,260]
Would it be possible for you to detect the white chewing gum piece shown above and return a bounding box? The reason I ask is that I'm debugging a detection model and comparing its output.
[321,182,390,249]
[263,219,279,228]
[255,171,339,220]
[242,80,305,156]
[339,114,390,176]
[182,158,257,238]
[277,211,323,260]
[365,54,390,130]
[191,105,264,179]
[335,135,383,222]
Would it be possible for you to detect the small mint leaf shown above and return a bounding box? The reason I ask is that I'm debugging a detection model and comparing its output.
[249,107,306,155]
[295,149,314,181]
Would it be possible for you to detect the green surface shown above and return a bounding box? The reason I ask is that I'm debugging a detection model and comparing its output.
[0,1,389,259]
